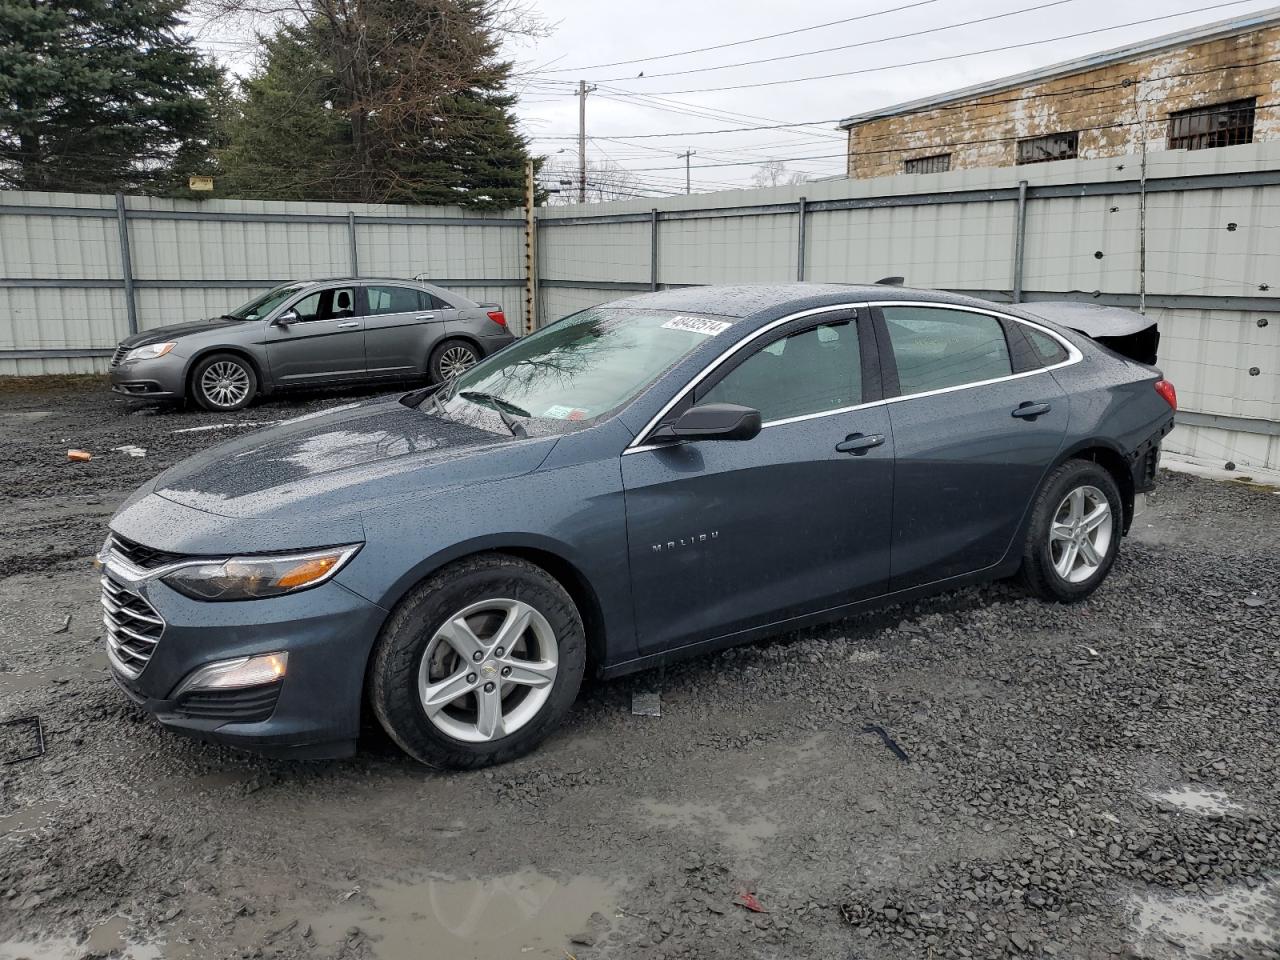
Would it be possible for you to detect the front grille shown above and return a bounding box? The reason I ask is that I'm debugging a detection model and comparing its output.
[110,345,130,367]
[110,534,186,570]
[173,685,281,724]
[101,575,164,678]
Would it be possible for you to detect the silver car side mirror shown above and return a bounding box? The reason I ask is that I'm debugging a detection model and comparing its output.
[275,309,300,326]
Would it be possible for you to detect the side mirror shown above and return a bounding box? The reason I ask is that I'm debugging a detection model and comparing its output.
[275,309,300,326]
[655,403,762,442]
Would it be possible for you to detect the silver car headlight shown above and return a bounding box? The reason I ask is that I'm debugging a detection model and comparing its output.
[123,341,177,363]
[160,545,361,601]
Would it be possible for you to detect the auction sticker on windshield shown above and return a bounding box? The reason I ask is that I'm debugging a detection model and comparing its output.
[661,316,732,336]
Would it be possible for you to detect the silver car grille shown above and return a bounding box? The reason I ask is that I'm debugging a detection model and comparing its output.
[109,345,130,367]
[101,574,165,678]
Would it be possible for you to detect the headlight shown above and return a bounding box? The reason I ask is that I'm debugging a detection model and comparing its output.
[123,342,177,363]
[160,545,361,601]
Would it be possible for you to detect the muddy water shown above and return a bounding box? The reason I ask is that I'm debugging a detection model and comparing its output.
[1130,879,1280,958]
[0,800,61,840]
[0,651,108,697]
[303,869,619,959]
[1145,785,1244,816]
[0,916,163,960]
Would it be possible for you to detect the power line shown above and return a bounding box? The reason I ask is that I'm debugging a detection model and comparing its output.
[599,0,1263,95]
[535,0,944,73]
[562,0,1082,83]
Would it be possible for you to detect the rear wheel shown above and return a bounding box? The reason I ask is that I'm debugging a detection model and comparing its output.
[1019,459,1122,602]
[369,554,586,768]
[428,339,480,383]
[190,353,257,411]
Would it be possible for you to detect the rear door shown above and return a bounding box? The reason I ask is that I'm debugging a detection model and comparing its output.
[362,284,444,379]
[264,284,366,385]
[875,303,1070,591]
[622,308,895,656]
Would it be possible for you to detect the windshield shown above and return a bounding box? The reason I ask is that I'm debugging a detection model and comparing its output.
[436,307,737,434]
[227,283,308,321]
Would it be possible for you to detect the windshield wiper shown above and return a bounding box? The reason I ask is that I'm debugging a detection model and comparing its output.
[218,314,244,321]
[459,391,529,438]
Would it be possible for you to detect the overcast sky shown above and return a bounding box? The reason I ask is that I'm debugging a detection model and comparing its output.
[193,0,1280,197]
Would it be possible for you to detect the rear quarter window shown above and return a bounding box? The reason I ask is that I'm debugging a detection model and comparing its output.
[1022,325,1070,366]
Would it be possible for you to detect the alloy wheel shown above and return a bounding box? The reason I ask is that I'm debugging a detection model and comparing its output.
[439,345,477,379]
[1049,485,1113,583]
[200,361,251,408]
[417,598,559,743]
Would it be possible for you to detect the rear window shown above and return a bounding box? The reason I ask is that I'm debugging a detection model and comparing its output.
[882,306,1012,394]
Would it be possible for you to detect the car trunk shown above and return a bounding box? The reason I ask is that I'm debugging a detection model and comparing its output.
[1016,301,1160,365]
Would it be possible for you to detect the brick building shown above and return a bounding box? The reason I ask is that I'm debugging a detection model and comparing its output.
[840,8,1280,179]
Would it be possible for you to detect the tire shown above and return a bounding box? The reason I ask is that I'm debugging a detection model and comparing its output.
[1019,459,1123,602]
[190,353,257,411]
[428,339,481,384]
[369,554,586,769]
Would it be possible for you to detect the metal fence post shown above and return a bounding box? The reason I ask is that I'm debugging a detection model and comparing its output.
[650,208,659,290]
[347,211,359,277]
[796,196,808,281]
[1012,180,1028,303]
[114,193,138,335]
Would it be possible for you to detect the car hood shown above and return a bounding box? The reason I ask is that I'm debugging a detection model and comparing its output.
[119,318,247,348]
[150,397,554,520]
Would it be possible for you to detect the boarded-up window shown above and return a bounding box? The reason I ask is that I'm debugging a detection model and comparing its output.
[1168,98,1255,150]
[1016,132,1078,165]
[904,154,951,174]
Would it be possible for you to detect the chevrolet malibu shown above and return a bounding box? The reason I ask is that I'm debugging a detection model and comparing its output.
[99,284,1175,768]
[107,277,515,410]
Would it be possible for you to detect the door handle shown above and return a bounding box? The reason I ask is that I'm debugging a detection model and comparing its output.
[415,313,437,321]
[336,321,360,329]
[1012,401,1052,419]
[835,433,886,455]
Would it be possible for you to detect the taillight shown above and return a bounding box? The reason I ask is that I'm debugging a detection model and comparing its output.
[486,309,507,328]
[1155,379,1177,411]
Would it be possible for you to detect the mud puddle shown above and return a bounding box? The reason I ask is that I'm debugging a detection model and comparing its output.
[0,916,163,960]
[0,800,62,840]
[0,651,107,697]
[1129,879,1280,958]
[303,869,619,959]
[1145,785,1244,816]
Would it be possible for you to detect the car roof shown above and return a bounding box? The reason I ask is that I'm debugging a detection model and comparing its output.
[604,282,1018,322]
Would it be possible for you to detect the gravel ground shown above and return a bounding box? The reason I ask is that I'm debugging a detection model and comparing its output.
[1,376,1279,960]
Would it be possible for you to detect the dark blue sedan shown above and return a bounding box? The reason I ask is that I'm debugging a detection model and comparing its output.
[100,284,1175,767]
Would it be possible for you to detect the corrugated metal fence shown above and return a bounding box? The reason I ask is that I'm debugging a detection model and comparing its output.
[2,143,1278,470]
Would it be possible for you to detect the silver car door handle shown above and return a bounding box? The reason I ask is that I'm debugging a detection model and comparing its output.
[415,313,437,321]
[336,321,360,329]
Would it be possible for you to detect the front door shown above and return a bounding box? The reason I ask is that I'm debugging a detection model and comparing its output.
[362,284,448,379]
[877,304,1069,590]
[622,310,894,656]
[265,285,366,385]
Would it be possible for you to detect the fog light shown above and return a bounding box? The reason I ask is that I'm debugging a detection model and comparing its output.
[173,652,288,696]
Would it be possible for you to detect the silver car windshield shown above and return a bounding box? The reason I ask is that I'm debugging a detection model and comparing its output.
[438,307,737,431]
[227,283,308,321]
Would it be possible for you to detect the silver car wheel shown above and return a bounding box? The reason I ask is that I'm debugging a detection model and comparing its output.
[417,598,559,743]
[439,345,478,379]
[1049,485,1113,584]
[200,361,251,408]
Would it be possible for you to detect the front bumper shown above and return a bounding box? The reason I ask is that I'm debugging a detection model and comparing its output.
[108,353,188,400]
[102,559,387,759]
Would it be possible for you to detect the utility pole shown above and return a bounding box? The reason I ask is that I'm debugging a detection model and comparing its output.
[523,158,537,335]
[577,80,596,204]
[677,149,696,194]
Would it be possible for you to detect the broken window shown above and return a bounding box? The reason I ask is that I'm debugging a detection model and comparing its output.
[1168,98,1256,150]
[1016,132,1078,165]
[904,153,951,174]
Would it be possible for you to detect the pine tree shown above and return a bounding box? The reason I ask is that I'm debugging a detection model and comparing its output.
[0,0,222,193]
[217,0,539,207]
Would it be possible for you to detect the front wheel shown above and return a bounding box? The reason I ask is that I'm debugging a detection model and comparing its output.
[190,353,257,411]
[369,554,586,768]
[1019,459,1122,602]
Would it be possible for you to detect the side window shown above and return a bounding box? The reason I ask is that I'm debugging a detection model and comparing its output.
[1021,325,1069,367]
[882,306,1012,394]
[698,321,861,422]
[288,287,357,322]
[365,285,421,316]
[423,291,451,311]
